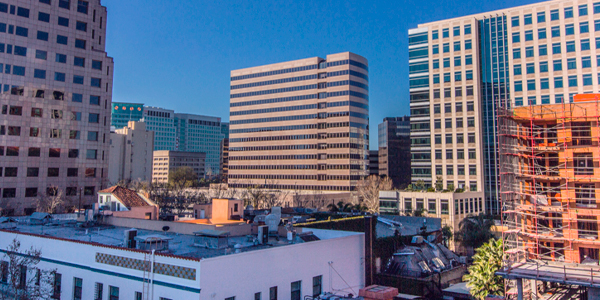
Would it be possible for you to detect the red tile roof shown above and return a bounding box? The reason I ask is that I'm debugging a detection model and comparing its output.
[99,186,150,208]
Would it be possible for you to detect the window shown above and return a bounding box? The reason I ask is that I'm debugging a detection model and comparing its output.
[453,26,460,36]
[526,63,535,74]
[454,56,461,67]
[467,117,475,127]
[582,56,592,68]
[575,153,594,175]
[255,293,261,300]
[433,74,440,84]
[58,17,69,27]
[89,113,99,123]
[457,133,464,143]
[565,7,573,18]
[432,30,438,40]
[73,75,84,84]
[432,45,439,54]
[35,50,47,60]
[565,23,575,35]
[555,77,563,88]
[135,292,142,300]
[469,166,477,175]
[541,78,549,89]
[511,16,520,27]
[74,57,85,67]
[76,21,87,32]
[4,168,17,177]
[30,128,40,137]
[513,48,521,59]
[527,79,536,90]
[468,133,475,143]
[73,93,83,103]
[525,30,533,41]
[443,58,450,68]
[447,166,454,175]
[86,149,97,159]
[551,9,559,20]
[73,278,82,300]
[465,40,472,50]
[49,148,61,158]
[78,1,89,14]
[291,281,301,300]
[38,12,50,22]
[57,35,68,45]
[67,168,78,177]
[56,53,67,63]
[553,60,562,71]
[28,148,40,157]
[566,41,575,52]
[434,104,440,114]
[539,61,548,73]
[580,4,588,16]
[552,43,561,54]
[55,72,66,82]
[91,77,101,87]
[539,45,547,56]
[92,60,102,70]
[435,134,441,144]
[68,149,79,158]
[454,41,460,51]
[53,273,62,299]
[2,189,16,198]
[551,26,560,37]
[568,75,578,87]
[581,21,589,33]
[75,39,86,49]
[443,43,449,53]
[514,65,522,75]
[583,74,592,86]
[49,129,62,138]
[512,32,520,43]
[88,131,98,141]
[27,167,39,177]
[582,39,591,51]
[465,55,472,65]
[71,112,81,121]
[443,28,449,38]
[525,47,534,57]
[528,96,537,105]
[466,70,473,80]
[464,24,471,35]
[541,95,550,104]
[596,2,600,14]
[537,11,545,23]
[90,95,100,105]
[109,286,119,300]
[524,14,532,25]
[34,69,46,79]
[269,287,277,300]
[514,81,522,92]
[432,60,439,69]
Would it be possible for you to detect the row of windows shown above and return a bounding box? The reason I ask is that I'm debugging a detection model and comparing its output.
[0,167,99,178]
[0,64,102,86]
[230,90,368,108]
[432,71,474,84]
[229,164,363,170]
[514,93,578,106]
[231,111,368,125]
[230,153,365,161]
[431,87,475,99]
[231,80,368,99]
[2,88,103,106]
[512,21,600,44]
[231,74,318,90]
[2,105,101,121]
[230,60,367,81]
[230,142,365,152]
[229,174,362,181]
[36,11,89,32]
[30,48,103,70]
[431,40,473,55]
[510,4,600,27]
[433,101,475,113]
[0,23,29,37]
[513,38,598,59]
[229,132,353,143]
[0,186,96,199]
[230,100,368,116]
[514,56,598,75]
[230,182,354,191]
[0,146,99,159]
[38,0,91,15]
[327,59,368,71]
[0,3,30,18]
[514,74,596,91]
[431,24,472,40]
[35,30,89,49]
[434,149,478,159]
[434,133,477,144]
[0,126,101,141]
[435,165,478,176]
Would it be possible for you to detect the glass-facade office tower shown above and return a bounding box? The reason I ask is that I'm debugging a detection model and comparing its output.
[110,103,225,176]
[0,0,114,213]
[228,52,369,191]
[409,0,600,214]
[378,116,411,189]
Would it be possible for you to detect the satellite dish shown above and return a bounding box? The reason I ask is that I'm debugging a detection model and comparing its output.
[162,226,170,234]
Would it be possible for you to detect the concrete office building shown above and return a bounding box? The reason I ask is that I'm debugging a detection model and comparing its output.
[229,52,369,192]
[152,150,206,184]
[378,116,411,188]
[0,0,113,214]
[110,103,225,176]
[108,121,154,184]
[409,0,600,214]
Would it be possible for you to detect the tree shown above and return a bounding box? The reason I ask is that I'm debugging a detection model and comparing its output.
[356,175,393,213]
[36,186,64,214]
[0,238,55,300]
[441,225,453,247]
[435,176,444,191]
[463,239,504,300]
[327,201,353,213]
[168,167,198,190]
[456,214,495,250]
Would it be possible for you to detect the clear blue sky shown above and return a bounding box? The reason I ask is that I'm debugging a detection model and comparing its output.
[104,0,542,150]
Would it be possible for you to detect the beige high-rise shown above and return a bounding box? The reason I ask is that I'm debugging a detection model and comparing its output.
[409,0,600,214]
[228,52,369,192]
[108,121,154,184]
[0,0,113,214]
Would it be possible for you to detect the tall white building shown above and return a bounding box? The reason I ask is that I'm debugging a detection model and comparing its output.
[0,0,114,214]
[108,121,154,184]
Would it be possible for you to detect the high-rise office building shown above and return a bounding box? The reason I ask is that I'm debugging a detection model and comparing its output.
[368,150,379,176]
[109,103,225,176]
[108,121,154,184]
[409,0,600,214]
[0,0,113,213]
[228,52,369,191]
[378,116,411,188]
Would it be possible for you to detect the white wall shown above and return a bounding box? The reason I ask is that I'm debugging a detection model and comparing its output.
[199,231,365,300]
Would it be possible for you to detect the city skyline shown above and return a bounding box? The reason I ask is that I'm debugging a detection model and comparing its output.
[103,0,543,150]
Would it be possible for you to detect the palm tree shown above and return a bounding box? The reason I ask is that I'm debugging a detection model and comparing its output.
[441,225,453,248]
[327,201,353,212]
[463,239,504,300]
[456,214,495,250]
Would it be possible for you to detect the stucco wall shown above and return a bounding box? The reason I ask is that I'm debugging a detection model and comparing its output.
[104,216,252,236]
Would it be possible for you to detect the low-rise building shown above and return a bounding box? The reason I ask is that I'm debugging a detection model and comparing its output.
[108,121,155,184]
[97,186,158,220]
[379,190,485,251]
[152,151,206,184]
[0,214,365,300]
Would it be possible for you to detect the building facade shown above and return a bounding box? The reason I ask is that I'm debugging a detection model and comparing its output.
[108,121,154,184]
[109,104,225,176]
[409,0,600,214]
[152,150,206,184]
[378,116,411,188]
[0,0,114,214]
[228,52,370,192]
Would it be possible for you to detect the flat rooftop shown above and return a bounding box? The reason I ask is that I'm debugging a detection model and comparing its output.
[497,261,600,288]
[3,221,340,260]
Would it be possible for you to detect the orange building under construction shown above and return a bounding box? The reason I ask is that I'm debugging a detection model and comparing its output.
[498,95,600,298]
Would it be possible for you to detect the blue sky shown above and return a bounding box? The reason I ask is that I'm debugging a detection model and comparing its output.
[104,0,542,149]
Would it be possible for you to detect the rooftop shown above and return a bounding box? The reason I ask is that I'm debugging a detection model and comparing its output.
[99,186,152,208]
[4,217,353,260]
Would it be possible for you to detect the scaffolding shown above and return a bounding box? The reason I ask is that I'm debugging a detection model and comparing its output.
[498,98,600,295]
